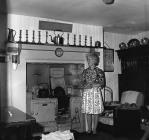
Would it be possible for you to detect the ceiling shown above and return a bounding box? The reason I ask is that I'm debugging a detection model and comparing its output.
[7,0,149,34]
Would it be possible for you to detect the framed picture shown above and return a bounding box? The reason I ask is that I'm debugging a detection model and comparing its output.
[103,48,114,72]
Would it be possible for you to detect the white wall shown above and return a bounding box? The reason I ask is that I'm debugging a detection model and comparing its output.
[104,32,129,101]
[7,14,104,112]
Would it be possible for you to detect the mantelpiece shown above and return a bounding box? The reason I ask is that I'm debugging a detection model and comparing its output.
[16,42,104,53]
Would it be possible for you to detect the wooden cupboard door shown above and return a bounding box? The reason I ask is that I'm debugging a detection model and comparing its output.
[118,73,146,101]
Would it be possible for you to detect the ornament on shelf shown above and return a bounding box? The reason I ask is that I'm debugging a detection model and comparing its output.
[119,42,127,50]
[95,41,101,48]
[85,35,87,47]
[79,35,81,46]
[18,30,22,43]
[67,33,70,46]
[32,30,35,43]
[141,37,149,45]
[45,31,49,44]
[38,31,41,44]
[7,28,16,43]
[90,36,92,47]
[73,34,76,46]
[25,30,28,43]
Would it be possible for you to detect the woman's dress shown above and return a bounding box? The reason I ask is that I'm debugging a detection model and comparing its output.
[80,67,105,114]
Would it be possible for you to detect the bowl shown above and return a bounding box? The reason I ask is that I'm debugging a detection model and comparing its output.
[119,42,127,50]
[127,39,140,48]
[141,37,149,45]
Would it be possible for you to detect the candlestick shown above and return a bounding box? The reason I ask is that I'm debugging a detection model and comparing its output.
[67,33,69,46]
[74,34,76,46]
[38,31,41,44]
[19,30,22,43]
[45,31,49,44]
[90,36,92,47]
[26,30,28,43]
[32,30,35,43]
[85,35,87,47]
[79,35,81,46]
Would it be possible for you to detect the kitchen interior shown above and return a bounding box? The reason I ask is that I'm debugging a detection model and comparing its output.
[1,0,149,139]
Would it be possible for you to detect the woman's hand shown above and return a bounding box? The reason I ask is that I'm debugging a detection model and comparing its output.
[80,89,84,97]
[93,84,100,88]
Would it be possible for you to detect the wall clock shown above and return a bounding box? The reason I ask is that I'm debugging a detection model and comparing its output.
[55,48,64,57]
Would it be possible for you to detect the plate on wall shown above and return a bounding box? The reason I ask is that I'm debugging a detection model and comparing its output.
[55,48,64,57]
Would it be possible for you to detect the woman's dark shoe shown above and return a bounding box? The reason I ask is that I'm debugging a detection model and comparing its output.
[93,130,97,135]
[86,130,92,136]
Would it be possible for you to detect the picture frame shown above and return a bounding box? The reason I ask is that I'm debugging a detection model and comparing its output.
[103,48,114,72]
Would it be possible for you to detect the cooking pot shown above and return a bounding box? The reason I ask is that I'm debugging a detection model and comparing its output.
[37,88,49,98]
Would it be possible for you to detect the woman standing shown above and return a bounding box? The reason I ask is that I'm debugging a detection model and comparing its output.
[80,52,106,134]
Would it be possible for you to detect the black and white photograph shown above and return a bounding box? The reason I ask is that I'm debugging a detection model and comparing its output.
[0,0,149,140]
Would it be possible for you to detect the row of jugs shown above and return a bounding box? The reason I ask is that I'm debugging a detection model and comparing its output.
[7,28,64,45]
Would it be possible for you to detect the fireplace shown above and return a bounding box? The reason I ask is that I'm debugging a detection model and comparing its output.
[53,86,70,115]
[26,62,84,132]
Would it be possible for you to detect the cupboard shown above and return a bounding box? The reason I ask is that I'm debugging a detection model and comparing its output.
[116,45,149,105]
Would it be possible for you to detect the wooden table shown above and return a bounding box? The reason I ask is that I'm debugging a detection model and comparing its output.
[0,106,36,140]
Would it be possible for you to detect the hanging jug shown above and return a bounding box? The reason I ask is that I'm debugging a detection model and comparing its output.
[7,28,16,42]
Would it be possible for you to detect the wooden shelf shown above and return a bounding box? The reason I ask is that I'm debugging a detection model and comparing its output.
[17,41,103,49]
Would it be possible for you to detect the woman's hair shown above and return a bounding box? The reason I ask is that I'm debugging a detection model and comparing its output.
[86,52,99,66]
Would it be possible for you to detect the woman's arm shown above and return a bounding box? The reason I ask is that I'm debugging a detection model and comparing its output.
[80,69,86,88]
[94,68,106,89]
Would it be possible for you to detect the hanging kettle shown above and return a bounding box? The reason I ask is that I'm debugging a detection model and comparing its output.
[7,28,16,42]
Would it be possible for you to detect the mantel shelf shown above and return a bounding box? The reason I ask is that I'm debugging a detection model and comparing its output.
[16,41,103,49]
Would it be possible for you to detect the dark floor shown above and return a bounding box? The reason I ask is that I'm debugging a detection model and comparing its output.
[33,123,145,140]
[33,129,144,140]
[72,130,144,140]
